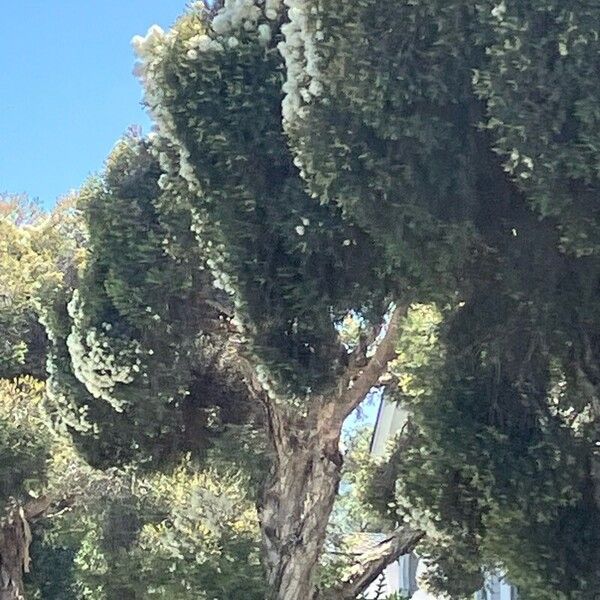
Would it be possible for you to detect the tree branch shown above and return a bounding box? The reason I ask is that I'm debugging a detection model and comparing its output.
[336,303,408,422]
[23,495,53,521]
[24,493,80,523]
[325,527,424,600]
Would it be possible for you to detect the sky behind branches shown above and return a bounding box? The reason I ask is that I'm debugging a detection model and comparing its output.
[0,1,187,208]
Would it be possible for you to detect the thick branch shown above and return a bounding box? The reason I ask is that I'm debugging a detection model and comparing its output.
[325,527,424,600]
[234,351,290,456]
[23,495,53,521]
[336,303,408,422]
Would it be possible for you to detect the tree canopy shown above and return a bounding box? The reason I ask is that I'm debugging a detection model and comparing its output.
[3,1,600,599]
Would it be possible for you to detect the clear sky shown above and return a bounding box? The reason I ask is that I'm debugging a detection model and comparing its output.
[0,1,187,209]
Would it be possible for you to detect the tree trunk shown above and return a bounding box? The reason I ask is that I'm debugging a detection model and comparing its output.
[0,506,30,600]
[260,411,343,600]
[259,420,423,600]
[250,305,408,600]
[324,527,424,600]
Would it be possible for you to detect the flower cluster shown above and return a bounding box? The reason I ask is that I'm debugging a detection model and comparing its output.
[66,291,142,411]
[278,0,325,127]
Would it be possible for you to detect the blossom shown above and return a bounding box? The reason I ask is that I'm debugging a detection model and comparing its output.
[131,24,165,58]
[66,291,143,411]
[258,23,271,46]
[212,0,261,36]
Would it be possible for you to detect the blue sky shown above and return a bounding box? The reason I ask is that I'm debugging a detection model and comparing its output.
[0,1,187,208]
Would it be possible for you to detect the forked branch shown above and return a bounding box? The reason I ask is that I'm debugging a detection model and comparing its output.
[324,527,424,599]
[336,303,408,422]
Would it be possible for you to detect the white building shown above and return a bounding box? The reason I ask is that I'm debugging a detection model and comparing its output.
[366,396,518,600]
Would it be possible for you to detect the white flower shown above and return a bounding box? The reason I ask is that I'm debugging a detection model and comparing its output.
[196,34,212,52]
[308,79,323,97]
[212,0,261,35]
[295,225,305,235]
[265,0,280,16]
[212,13,230,35]
[131,35,144,52]
[131,24,165,58]
[491,1,506,19]
[147,25,164,38]
[258,23,271,45]
[559,41,568,56]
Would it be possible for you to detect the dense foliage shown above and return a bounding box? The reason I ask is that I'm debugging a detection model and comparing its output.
[366,305,600,598]
[132,6,394,399]
[27,459,263,600]
[44,137,259,469]
[4,0,600,598]
[22,440,265,600]
[0,197,58,379]
[277,0,600,596]
[0,378,50,507]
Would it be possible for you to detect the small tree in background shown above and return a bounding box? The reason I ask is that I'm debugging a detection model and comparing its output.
[0,197,84,599]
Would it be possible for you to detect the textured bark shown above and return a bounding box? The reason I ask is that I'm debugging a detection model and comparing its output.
[0,496,54,600]
[0,507,30,600]
[254,305,409,600]
[260,410,343,600]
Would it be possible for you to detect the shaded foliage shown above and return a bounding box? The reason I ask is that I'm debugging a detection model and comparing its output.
[40,1,600,598]
[44,137,261,469]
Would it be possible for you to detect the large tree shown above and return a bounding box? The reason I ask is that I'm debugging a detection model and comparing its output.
[46,1,600,599]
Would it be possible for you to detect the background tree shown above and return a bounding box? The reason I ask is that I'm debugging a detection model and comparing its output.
[0,195,50,380]
[0,373,89,600]
[27,453,264,600]
[0,197,84,599]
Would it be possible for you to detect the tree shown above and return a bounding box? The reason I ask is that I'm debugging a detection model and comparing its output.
[0,197,84,599]
[0,374,89,600]
[0,196,264,600]
[45,1,600,599]
[27,455,264,600]
[0,197,49,380]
